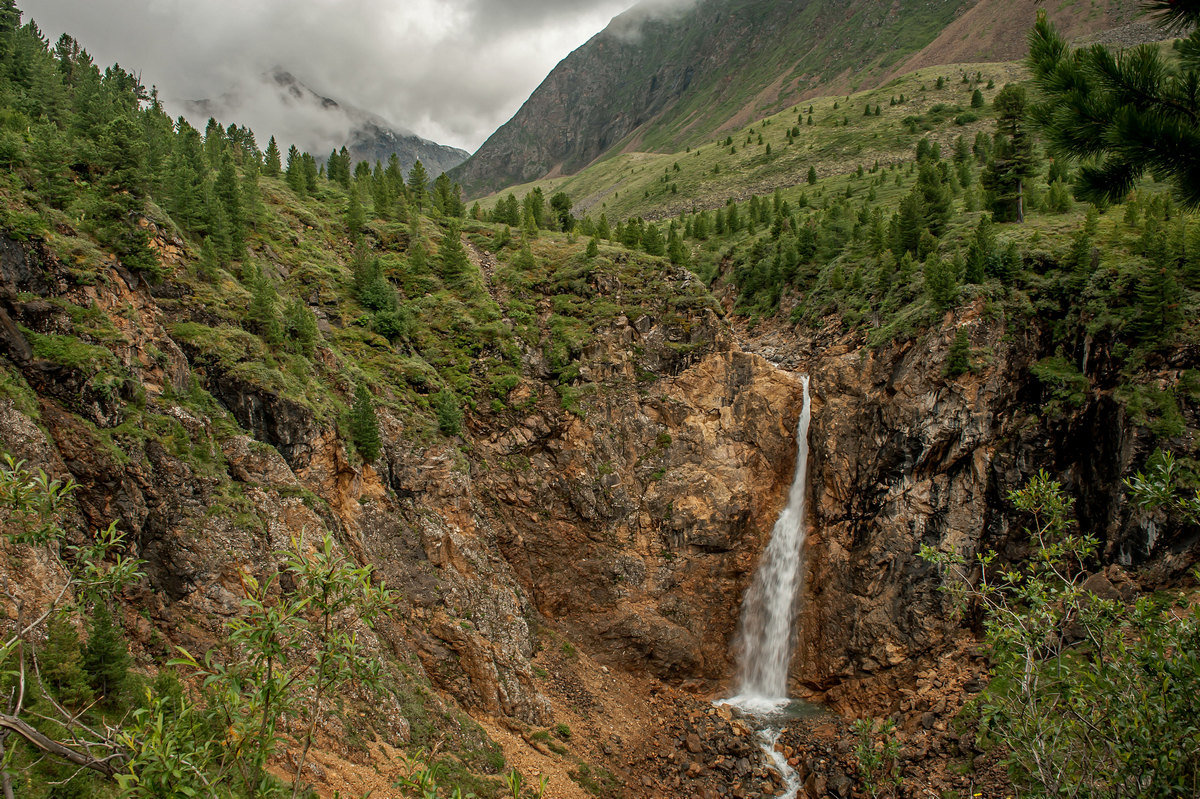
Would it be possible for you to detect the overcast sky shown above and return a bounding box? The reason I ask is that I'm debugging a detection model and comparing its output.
[19,0,644,154]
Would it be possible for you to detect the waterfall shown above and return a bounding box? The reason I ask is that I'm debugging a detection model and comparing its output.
[728,374,811,713]
[718,375,811,799]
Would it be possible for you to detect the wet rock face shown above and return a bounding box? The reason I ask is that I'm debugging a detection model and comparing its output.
[731,309,1197,712]
[468,347,805,683]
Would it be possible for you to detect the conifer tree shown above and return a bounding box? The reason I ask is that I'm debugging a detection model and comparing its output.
[666,225,687,265]
[350,384,381,462]
[981,85,1037,222]
[43,614,94,710]
[283,297,318,357]
[642,223,666,256]
[924,252,957,310]
[301,152,318,193]
[284,145,305,195]
[214,153,244,258]
[945,328,972,376]
[807,165,817,184]
[346,185,365,238]
[81,603,129,703]
[407,160,429,209]
[1029,4,1200,206]
[587,236,600,258]
[198,236,220,282]
[439,221,471,282]
[550,192,574,231]
[597,213,611,241]
[247,266,283,346]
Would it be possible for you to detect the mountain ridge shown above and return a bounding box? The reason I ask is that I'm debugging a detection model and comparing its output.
[452,0,1135,198]
[189,68,469,176]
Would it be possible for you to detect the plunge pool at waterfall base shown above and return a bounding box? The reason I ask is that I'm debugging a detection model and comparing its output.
[716,696,830,799]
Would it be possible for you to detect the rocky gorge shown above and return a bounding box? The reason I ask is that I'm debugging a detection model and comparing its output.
[1,222,1196,798]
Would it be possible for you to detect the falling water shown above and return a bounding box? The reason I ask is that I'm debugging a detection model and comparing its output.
[719,375,811,799]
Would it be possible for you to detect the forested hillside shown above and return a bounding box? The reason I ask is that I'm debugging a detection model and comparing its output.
[2,0,1200,797]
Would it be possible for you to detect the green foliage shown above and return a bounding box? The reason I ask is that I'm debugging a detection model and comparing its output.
[166,531,397,797]
[1029,7,1200,206]
[349,383,382,462]
[82,602,130,703]
[1029,356,1089,412]
[944,328,971,377]
[982,84,1037,223]
[432,387,463,437]
[0,454,144,789]
[852,718,901,798]
[921,471,1200,798]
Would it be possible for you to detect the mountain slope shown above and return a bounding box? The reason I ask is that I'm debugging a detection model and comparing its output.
[191,69,469,176]
[452,0,1133,197]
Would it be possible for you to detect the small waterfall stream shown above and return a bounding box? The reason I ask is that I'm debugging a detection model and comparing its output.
[719,374,811,799]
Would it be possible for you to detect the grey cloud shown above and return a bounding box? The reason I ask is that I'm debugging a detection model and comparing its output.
[19,0,635,153]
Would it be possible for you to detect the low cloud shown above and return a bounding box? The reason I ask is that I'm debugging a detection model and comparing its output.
[607,0,702,43]
[19,0,638,153]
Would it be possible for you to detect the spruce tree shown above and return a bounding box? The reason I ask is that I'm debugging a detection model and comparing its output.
[924,253,957,310]
[284,145,305,195]
[945,328,972,377]
[283,297,318,357]
[439,221,471,282]
[350,384,382,462]
[587,236,600,258]
[807,165,817,184]
[667,226,688,264]
[215,153,244,258]
[81,603,129,703]
[263,135,281,176]
[407,160,429,209]
[247,266,283,346]
[43,614,94,710]
[642,223,666,256]
[346,185,365,238]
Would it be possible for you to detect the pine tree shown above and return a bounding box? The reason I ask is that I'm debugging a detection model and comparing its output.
[586,236,600,258]
[197,236,220,282]
[1029,4,1200,206]
[550,192,574,231]
[667,226,688,264]
[1133,218,1184,343]
[971,89,985,109]
[981,85,1037,222]
[349,384,382,462]
[432,388,463,437]
[283,297,318,357]
[642,224,666,256]
[247,266,283,346]
[88,115,159,277]
[924,253,957,310]
[807,166,817,185]
[81,603,129,703]
[215,153,245,258]
[945,328,972,377]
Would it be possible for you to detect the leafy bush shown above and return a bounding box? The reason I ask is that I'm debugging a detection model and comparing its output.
[921,471,1200,797]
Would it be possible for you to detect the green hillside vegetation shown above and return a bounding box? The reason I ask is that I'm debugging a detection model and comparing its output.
[614,0,970,155]
[481,59,1028,223]
[2,0,1200,795]
[476,43,1199,439]
[0,5,707,796]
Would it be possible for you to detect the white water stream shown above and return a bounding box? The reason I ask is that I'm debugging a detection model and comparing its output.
[719,374,811,799]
